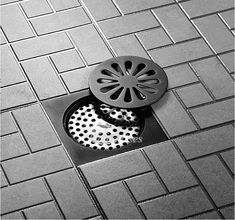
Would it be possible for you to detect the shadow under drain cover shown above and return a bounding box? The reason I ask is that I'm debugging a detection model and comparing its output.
[68,102,141,150]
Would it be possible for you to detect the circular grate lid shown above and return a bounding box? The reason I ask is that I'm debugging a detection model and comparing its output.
[67,101,141,150]
[89,56,168,109]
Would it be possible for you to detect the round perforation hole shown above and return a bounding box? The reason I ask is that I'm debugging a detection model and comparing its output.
[89,56,168,108]
[67,101,141,150]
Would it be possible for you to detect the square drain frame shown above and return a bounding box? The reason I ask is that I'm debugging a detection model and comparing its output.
[42,90,168,166]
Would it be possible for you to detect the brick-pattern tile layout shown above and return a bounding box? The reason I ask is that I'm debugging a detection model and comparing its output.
[1,0,234,219]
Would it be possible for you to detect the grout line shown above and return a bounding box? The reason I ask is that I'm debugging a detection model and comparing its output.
[47,56,70,94]
[138,185,199,205]
[21,211,27,220]
[0,164,11,186]
[111,0,124,16]
[172,141,224,219]
[46,0,56,13]
[0,200,54,217]
[1,80,27,89]
[80,0,117,57]
[140,149,170,194]
[90,170,153,190]
[18,3,38,37]
[10,112,33,154]
[77,168,108,219]
[172,89,201,130]
[65,31,88,67]
[185,146,235,162]
[151,9,175,44]
[217,154,234,179]
[188,63,218,101]
[122,180,147,219]
[217,13,234,35]
[43,177,66,219]
[134,33,153,60]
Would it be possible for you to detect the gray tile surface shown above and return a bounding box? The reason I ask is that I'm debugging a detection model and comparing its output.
[1,0,234,218]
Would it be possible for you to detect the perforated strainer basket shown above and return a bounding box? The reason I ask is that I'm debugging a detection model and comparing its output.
[66,100,142,150]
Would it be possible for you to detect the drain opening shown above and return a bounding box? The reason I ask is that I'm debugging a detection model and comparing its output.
[67,100,141,150]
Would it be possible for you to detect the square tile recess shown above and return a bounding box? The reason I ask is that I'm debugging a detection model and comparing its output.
[42,89,168,166]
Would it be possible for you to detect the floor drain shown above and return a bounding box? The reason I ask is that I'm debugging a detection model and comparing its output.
[42,56,168,165]
[89,56,168,108]
[67,101,141,150]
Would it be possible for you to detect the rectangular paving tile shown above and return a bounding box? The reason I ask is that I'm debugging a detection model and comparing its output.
[125,172,165,202]
[46,169,97,219]
[140,187,212,219]
[164,64,198,89]
[1,4,34,42]
[190,155,234,206]
[80,150,151,187]
[94,182,142,219]
[115,0,174,14]
[61,66,96,92]
[175,125,234,160]
[137,28,172,50]
[0,112,17,136]
[2,146,72,184]
[49,0,80,11]
[150,39,212,67]
[20,0,52,18]
[13,104,61,152]
[22,57,67,100]
[110,34,149,59]
[83,0,120,21]
[1,133,28,161]
[176,83,212,107]
[153,5,199,42]
[30,8,90,35]
[190,98,234,128]
[220,149,234,174]
[1,45,25,87]
[1,179,51,214]
[24,202,61,219]
[99,11,159,38]
[152,91,197,137]
[50,49,85,73]
[69,25,112,65]
[181,0,234,18]
[191,57,234,99]
[1,83,36,110]
[12,32,73,61]
[194,15,233,53]
[144,141,196,191]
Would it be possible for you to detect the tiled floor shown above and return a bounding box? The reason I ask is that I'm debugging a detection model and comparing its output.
[1,0,234,219]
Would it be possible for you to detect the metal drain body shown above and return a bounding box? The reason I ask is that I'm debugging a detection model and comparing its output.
[67,101,141,150]
[89,56,168,109]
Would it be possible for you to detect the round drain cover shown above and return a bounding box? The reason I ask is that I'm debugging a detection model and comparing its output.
[67,101,141,150]
[89,56,168,108]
